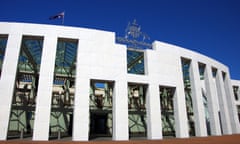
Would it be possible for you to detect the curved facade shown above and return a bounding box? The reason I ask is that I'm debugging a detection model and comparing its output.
[0,22,239,141]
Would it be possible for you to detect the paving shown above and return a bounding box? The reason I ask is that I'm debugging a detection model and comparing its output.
[1,134,240,144]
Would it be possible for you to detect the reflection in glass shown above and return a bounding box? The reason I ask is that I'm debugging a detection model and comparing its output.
[127,50,145,75]
[0,35,8,78]
[128,83,147,138]
[89,80,114,139]
[160,86,175,137]
[8,36,43,139]
[49,39,78,139]
[181,58,195,136]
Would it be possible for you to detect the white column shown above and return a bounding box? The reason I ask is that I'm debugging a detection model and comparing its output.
[72,78,90,141]
[146,83,162,139]
[174,86,189,138]
[224,73,240,133]
[0,32,22,140]
[112,79,128,140]
[33,34,57,140]
[72,41,90,141]
[204,65,221,135]
[189,61,207,136]
[171,59,189,138]
[215,70,232,134]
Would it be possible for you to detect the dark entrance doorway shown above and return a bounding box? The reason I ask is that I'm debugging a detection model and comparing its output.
[89,80,113,140]
[90,113,108,138]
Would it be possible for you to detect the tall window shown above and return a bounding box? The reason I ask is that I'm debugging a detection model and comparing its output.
[0,35,8,79]
[160,86,176,137]
[128,83,147,138]
[89,80,114,140]
[49,38,78,139]
[198,63,205,80]
[237,106,240,123]
[181,58,195,136]
[8,36,43,139]
[233,86,239,101]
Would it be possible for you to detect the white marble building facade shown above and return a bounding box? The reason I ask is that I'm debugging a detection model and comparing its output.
[0,22,239,141]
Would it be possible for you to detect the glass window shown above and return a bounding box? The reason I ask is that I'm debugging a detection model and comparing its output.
[233,86,239,101]
[127,49,145,75]
[160,86,176,137]
[89,80,114,140]
[8,36,43,139]
[50,38,78,139]
[0,35,8,78]
[181,58,195,136]
[128,83,147,138]
[212,68,217,78]
[198,63,206,80]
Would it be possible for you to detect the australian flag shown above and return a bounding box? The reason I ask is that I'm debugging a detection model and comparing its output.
[49,12,65,20]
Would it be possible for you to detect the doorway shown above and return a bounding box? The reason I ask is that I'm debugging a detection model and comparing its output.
[90,113,108,135]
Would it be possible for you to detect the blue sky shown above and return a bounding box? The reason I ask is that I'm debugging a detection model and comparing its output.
[1,0,239,79]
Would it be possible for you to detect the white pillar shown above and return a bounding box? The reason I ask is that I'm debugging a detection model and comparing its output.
[72,41,90,141]
[174,86,189,138]
[204,65,221,135]
[224,73,240,133]
[172,59,189,138]
[33,34,57,140]
[146,83,162,139]
[72,78,90,141]
[112,79,128,140]
[0,32,22,140]
[215,70,232,134]
[189,61,207,136]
